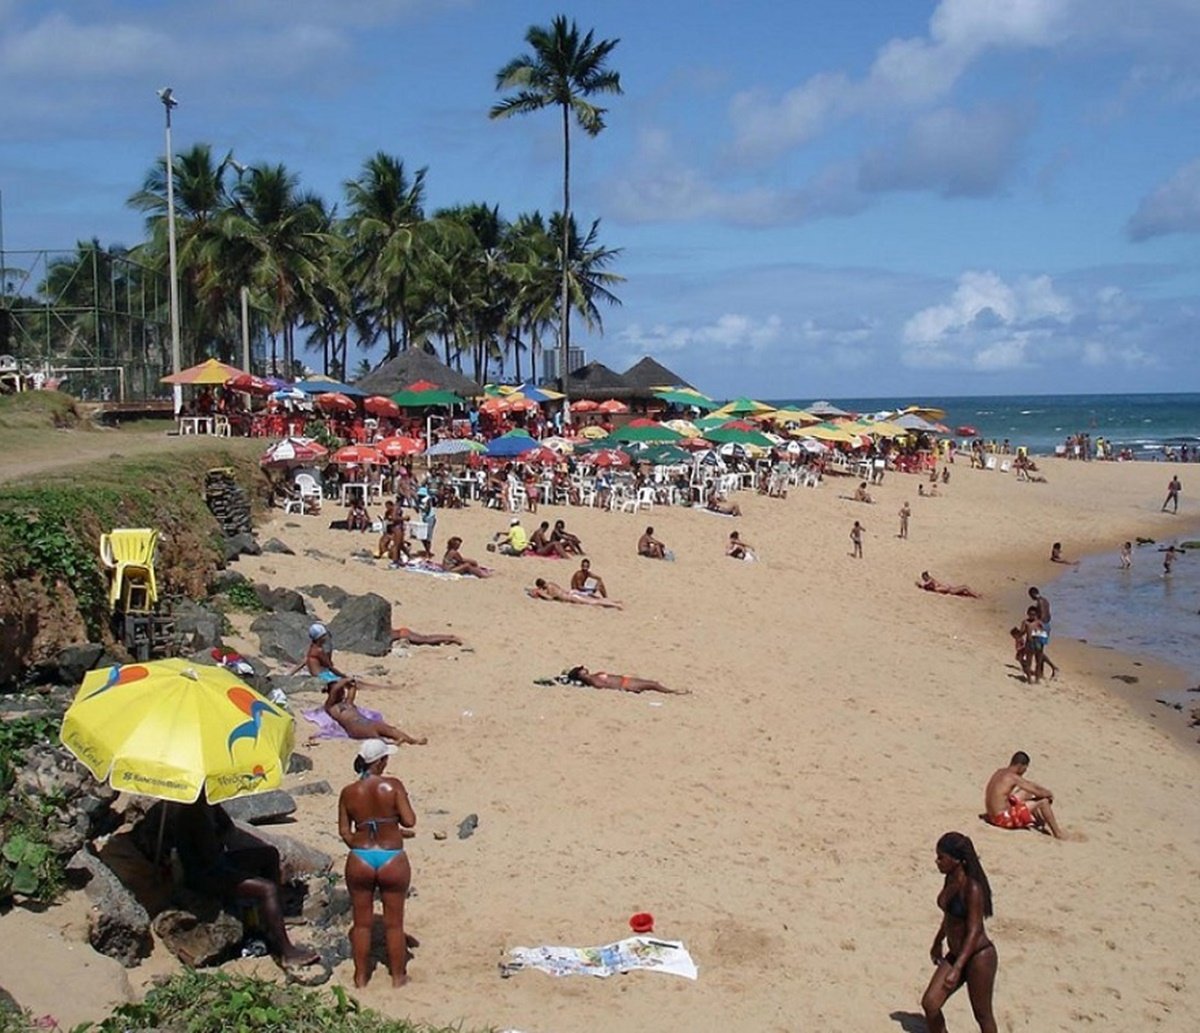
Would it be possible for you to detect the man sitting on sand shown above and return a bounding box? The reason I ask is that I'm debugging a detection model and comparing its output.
[705,491,742,517]
[853,481,875,504]
[305,622,354,696]
[564,666,689,695]
[916,571,980,597]
[638,526,672,560]
[442,536,492,578]
[551,519,585,555]
[984,751,1062,838]
[489,517,528,556]
[527,578,623,609]
[529,520,570,558]
[570,558,607,598]
[726,531,757,561]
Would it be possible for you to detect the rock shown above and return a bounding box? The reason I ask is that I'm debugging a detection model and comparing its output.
[51,642,106,684]
[262,538,296,555]
[152,907,244,967]
[252,584,308,614]
[209,569,248,594]
[172,599,224,651]
[287,753,314,774]
[299,584,349,609]
[326,593,393,657]
[66,848,152,967]
[286,961,332,986]
[290,780,331,797]
[223,532,262,561]
[303,548,344,565]
[232,823,332,882]
[457,813,479,840]
[0,987,22,1018]
[250,611,314,663]
[433,831,447,841]
[220,790,297,825]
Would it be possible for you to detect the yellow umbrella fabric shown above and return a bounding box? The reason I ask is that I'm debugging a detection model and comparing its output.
[579,425,609,439]
[160,358,247,386]
[898,404,947,421]
[710,399,775,419]
[757,408,818,426]
[864,421,910,438]
[804,423,859,443]
[663,419,702,438]
[60,659,294,804]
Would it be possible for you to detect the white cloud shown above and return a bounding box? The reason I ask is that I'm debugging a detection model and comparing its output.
[0,12,170,76]
[615,313,784,358]
[1126,158,1200,240]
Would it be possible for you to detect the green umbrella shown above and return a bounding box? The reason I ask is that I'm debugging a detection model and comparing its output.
[694,414,731,432]
[705,425,776,447]
[609,423,683,444]
[392,388,464,408]
[652,387,717,410]
[714,397,773,417]
[638,444,693,465]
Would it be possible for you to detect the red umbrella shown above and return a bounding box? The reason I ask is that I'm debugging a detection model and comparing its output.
[627,416,658,427]
[260,436,329,466]
[333,444,385,466]
[520,445,561,465]
[507,397,539,412]
[598,399,630,414]
[405,379,440,392]
[317,392,357,413]
[364,395,401,418]
[590,449,631,468]
[719,420,758,431]
[226,372,274,395]
[376,435,424,458]
[480,397,511,414]
[571,399,599,412]
[679,436,712,450]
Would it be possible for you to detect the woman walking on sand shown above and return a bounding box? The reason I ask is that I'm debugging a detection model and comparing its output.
[921,831,998,1033]
[338,740,417,988]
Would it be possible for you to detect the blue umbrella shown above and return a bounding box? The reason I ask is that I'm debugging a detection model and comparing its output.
[514,382,559,404]
[293,377,366,398]
[485,431,535,457]
[425,439,482,456]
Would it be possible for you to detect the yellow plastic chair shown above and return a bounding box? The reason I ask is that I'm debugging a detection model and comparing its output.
[99,529,159,611]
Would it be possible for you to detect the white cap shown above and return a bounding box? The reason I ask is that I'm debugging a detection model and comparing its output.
[509,517,520,525]
[357,739,397,765]
[308,622,328,641]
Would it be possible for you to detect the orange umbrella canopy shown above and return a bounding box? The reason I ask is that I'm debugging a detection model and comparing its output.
[364,395,401,418]
[570,399,600,412]
[161,358,246,385]
[376,435,424,458]
[333,444,385,465]
[597,399,630,414]
[317,392,357,413]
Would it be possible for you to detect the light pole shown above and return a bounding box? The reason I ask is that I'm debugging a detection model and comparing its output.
[158,87,183,414]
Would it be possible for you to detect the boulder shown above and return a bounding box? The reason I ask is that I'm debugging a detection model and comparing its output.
[66,848,152,967]
[221,790,296,826]
[152,907,244,967]
[299,584,349,609]
[50,642,106,684]
[250,611,314,663]
[173,599,224,651]
[209,568,248,593]
[287,753,314,774]
[232,822,332,882]
[290,780,331,797]
[252,584,308,615]
[326,593,393,657]
[262,538,296,555]
[223,533,262,561]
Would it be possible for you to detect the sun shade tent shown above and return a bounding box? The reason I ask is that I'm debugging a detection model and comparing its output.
[485,430,537,457]
[161,358,247,385]
[391,388,465,408]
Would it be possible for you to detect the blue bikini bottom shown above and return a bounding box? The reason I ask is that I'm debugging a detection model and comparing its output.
[351,847,405,871]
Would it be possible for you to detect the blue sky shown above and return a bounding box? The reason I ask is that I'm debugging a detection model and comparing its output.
[2,0,1198,397]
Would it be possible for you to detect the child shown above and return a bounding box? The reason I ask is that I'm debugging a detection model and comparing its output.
[1119,541,1132,570]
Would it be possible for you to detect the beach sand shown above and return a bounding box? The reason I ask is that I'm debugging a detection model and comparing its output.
[4,456,1199,1031]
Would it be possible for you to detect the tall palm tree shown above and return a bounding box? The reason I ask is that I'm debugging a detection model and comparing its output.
[490,15,621,398]
[551,212,624,335]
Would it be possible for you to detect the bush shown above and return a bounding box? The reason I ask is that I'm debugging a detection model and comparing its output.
[0,715,67,903]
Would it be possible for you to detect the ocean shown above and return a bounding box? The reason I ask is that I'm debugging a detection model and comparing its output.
[766,392,1200,457]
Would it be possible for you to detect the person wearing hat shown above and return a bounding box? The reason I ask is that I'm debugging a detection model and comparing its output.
[416,486,436,558]
[338,739,417,987]
[304,623,354,696]
[490,516,528,556]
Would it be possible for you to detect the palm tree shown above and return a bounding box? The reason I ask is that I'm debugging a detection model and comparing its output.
[503,212,558,382]
[490,15,621,398]
[551,212,624,335]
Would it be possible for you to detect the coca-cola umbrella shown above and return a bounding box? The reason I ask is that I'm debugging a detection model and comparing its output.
[317,392,358,413]
[333,444,386,466]
[364,396,401,419]
[597,399,630,414]
[519,445,561,465]
[376,435,424,459]
[260,437,329,466]
[589,448,631,468]
[570,399,600,412]
[226,372,274,395]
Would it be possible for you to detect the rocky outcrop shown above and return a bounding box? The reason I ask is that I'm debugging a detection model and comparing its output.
[66,848,152,967]
[326,593,393,656]
[152,904,243,967]
[252,584,308,614]
[172,599,224,651]
[221,790,297,826]
[250,611,313,663]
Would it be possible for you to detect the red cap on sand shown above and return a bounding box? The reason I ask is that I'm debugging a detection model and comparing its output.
[629,912,654,934]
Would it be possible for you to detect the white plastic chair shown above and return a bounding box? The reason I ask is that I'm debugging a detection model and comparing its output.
[294,473,323,510]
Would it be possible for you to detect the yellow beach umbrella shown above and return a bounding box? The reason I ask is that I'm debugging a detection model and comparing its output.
[754,408,817,426]
[580,425,609,439]
[711,398,775,419]
[804,422,858,443]
[60,659,294,804]
[663,419,702,438]
[160,357,247,386]
[898,404,947,421]
[864,421,910,438]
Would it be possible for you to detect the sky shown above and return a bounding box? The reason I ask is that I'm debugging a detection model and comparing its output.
[2,0,1199,398]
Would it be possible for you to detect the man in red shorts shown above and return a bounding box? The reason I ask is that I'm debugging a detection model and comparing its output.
[984,751,1063,838]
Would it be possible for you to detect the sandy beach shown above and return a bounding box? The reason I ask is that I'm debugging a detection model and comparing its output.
[4,454,1199,1031]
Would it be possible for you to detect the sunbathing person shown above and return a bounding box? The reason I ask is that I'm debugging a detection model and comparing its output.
[391,626,463,647]
[565,665,689,695]
[917,571,981,597]
[638,526,672,560]
[984,751,1062,838]
[569,558,608,598]
[726,531,757,561]
[442,536,492,578]
[551,519,585,555]
[529,520,570,558]
[528,578,623,609]
[323,674,427,746]
[706,493,742,517]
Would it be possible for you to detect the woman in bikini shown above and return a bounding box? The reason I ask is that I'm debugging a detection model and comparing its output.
[565,666,689,695]
[922,831,998,1033]
[338,740,417,988]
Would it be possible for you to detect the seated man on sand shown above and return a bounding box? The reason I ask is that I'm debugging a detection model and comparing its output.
[637,526,672,560]
[706,492,742,517]
[570,558,607,598]
[551,519,585,555]
[529,520,570,558]
[564,666,689,695]
[489,517,528,556]
[305,622,354,696]
[916,571,980,597]
[853,481,875,504]
[527,578,623,609]
[726,531,757,561]
[984,751,1062,838]
[442,536,492,578]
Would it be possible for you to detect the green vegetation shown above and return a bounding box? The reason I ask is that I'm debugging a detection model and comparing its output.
[82,971,489,1033]
[223,580,267,613]
[0,715,66,903]
[0,390,81,430]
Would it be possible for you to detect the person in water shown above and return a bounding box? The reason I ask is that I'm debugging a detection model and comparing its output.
[922,831,998,1033]
[338,740,416,988]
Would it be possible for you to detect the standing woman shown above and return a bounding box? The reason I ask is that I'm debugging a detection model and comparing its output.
[922,831,998,1033]
[338,740,417,988]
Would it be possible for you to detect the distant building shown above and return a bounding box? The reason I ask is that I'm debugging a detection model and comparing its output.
[541,346,586,384]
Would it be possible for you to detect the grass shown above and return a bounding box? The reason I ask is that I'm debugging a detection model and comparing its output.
[0,390,82,430]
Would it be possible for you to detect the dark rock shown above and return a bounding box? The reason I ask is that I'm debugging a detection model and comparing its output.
[221,790,296,826]
[457,813,479,840]
[173,599,224,651]
[250,611,314,663]
[52,642,106,684]
[209,568,248,593]
[262,537,296,555]
[224,533,262,561]
[0,987,21,1017]
[252,584,308,615]
[302,548,344,565]
[231,822,332,882]
[299,584,350,609]
[152,907,243,967]
[290,780,331,797]
[287,753,314,774]
[286,961,332,986]
[327,593,393,657]
[66,848,152,967]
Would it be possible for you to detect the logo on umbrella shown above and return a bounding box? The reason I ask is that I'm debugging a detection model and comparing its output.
[226,686,280,755]
[84,664,150,700]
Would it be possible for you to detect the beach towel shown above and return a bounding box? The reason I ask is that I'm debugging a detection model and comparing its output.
[499,936,697,981]
[393,560,466,580]
[697,507,735,518]
[302,706,385,739]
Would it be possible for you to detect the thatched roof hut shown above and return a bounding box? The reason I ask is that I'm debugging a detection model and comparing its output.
[354,349,481,397]
[557,361,637,400]
[621,356,695,392]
